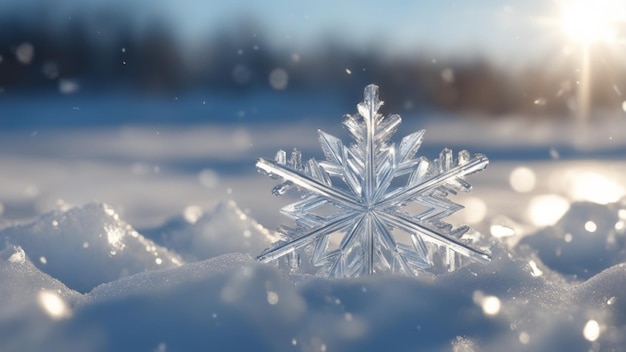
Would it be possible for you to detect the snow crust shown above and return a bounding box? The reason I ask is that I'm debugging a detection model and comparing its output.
[1,200,626,351]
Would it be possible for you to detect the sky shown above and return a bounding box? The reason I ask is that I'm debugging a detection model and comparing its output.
[154,0,565,63]
[0,0,613,65]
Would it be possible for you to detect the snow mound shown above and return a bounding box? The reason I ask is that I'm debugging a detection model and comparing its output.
[0,244,616,352]
[142,200,273,261]
[87,252,258,302]
[0,245,79,319]
[13,254,307,352]
[574,263,626,322]
[0,203,183,292]
[2,201,626,351]
[520,200,626,280]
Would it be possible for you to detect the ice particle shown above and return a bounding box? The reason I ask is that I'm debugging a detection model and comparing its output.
[607,296,616,305]
[256,84,490,277]
[490,224,515,238]
[7,246,25,264]
[346,68,352,75]
[528,260,543,277]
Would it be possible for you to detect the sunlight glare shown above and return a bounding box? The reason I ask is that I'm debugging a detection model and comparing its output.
[561,0,622,43]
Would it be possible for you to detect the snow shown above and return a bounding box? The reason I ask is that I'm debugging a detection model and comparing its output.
[2,201,626,351]
[0,204,182,293]
[1,92,626,351]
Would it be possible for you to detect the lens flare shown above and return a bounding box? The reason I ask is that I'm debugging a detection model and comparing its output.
[561,0,623,43]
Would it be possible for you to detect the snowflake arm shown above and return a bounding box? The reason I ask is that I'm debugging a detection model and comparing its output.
[256,84,491,277]
[378,151,489,208]
[257,157,360,210]
[257,211,356,263]
[377,211,491,264]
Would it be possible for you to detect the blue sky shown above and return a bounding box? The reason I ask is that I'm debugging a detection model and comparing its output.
[2,0,564,63]
[163,0,561,60]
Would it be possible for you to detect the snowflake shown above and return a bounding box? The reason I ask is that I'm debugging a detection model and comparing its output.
[256,84,490,277]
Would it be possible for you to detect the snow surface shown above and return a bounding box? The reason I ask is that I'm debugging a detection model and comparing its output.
[1,200,626,351]
[1,93,626,351]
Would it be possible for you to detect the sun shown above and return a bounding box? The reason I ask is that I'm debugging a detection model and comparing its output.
[561,0,624,44]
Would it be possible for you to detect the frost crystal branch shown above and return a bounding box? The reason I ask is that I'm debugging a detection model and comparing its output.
[256,84,490,277]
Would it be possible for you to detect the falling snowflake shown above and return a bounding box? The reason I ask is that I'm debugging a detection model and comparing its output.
[256,84,490,277]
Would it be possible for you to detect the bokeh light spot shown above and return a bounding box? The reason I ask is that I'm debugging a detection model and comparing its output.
[528,195,570,226]
[509,167,536,193]
[38,291,71,319]
[462,197,487,224]
[481,296,501,316]
[269,68,288,90]
[267,291,279,305]
[583,319,600,341]
[584,220,597,233]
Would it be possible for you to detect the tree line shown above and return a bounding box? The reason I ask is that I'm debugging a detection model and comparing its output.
[0,7,624,117]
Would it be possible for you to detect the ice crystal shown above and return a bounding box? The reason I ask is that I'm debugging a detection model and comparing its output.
[256,84,490,277]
